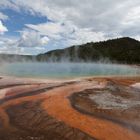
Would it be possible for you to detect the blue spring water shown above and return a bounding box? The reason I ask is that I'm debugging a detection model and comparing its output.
[0,62,139,78]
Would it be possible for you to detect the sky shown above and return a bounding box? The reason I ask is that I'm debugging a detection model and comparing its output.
[0,0,140,55]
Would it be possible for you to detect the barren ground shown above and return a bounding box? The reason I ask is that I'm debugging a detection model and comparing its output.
[0,76,140,140]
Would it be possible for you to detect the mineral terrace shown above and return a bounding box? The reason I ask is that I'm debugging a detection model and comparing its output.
[0,76,140,140]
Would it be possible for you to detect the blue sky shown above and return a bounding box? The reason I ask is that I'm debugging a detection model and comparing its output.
[2,9,48,37]
[0,0,140,55]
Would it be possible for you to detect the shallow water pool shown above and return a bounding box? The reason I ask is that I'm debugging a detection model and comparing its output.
[0,62,139,78]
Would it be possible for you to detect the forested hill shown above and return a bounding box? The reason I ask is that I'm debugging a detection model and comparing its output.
[37,37,140,64]
[0,37,140,64]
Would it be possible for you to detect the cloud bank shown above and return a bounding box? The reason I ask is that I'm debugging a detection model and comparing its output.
[0,0,140,54]
[0,20,8,34]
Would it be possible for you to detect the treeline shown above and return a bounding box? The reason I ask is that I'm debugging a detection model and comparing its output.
[37,37,140,64]
[0,54,36,63]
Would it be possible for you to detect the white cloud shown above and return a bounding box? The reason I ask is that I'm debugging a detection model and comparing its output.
[26,22,64,40]
[3,1,140,37]
[16,29,49,48]
[0,0,140,38]
[26,21,106,48]
[0,37,22,54]
[0,0,64,21]
[69,28,105,45]
[0,12,8,20]
[0,0,140,54]
[0,20,8,34]
[0,0,20,11]
[0,30,49,55]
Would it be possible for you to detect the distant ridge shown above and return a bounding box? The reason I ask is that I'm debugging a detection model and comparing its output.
[37,37,140,64]
[0,54,35,63]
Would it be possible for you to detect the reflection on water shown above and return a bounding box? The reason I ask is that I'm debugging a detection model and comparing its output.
[0,62,139,78]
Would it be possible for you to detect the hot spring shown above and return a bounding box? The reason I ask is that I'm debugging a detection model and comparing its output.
[0,62,139,79]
